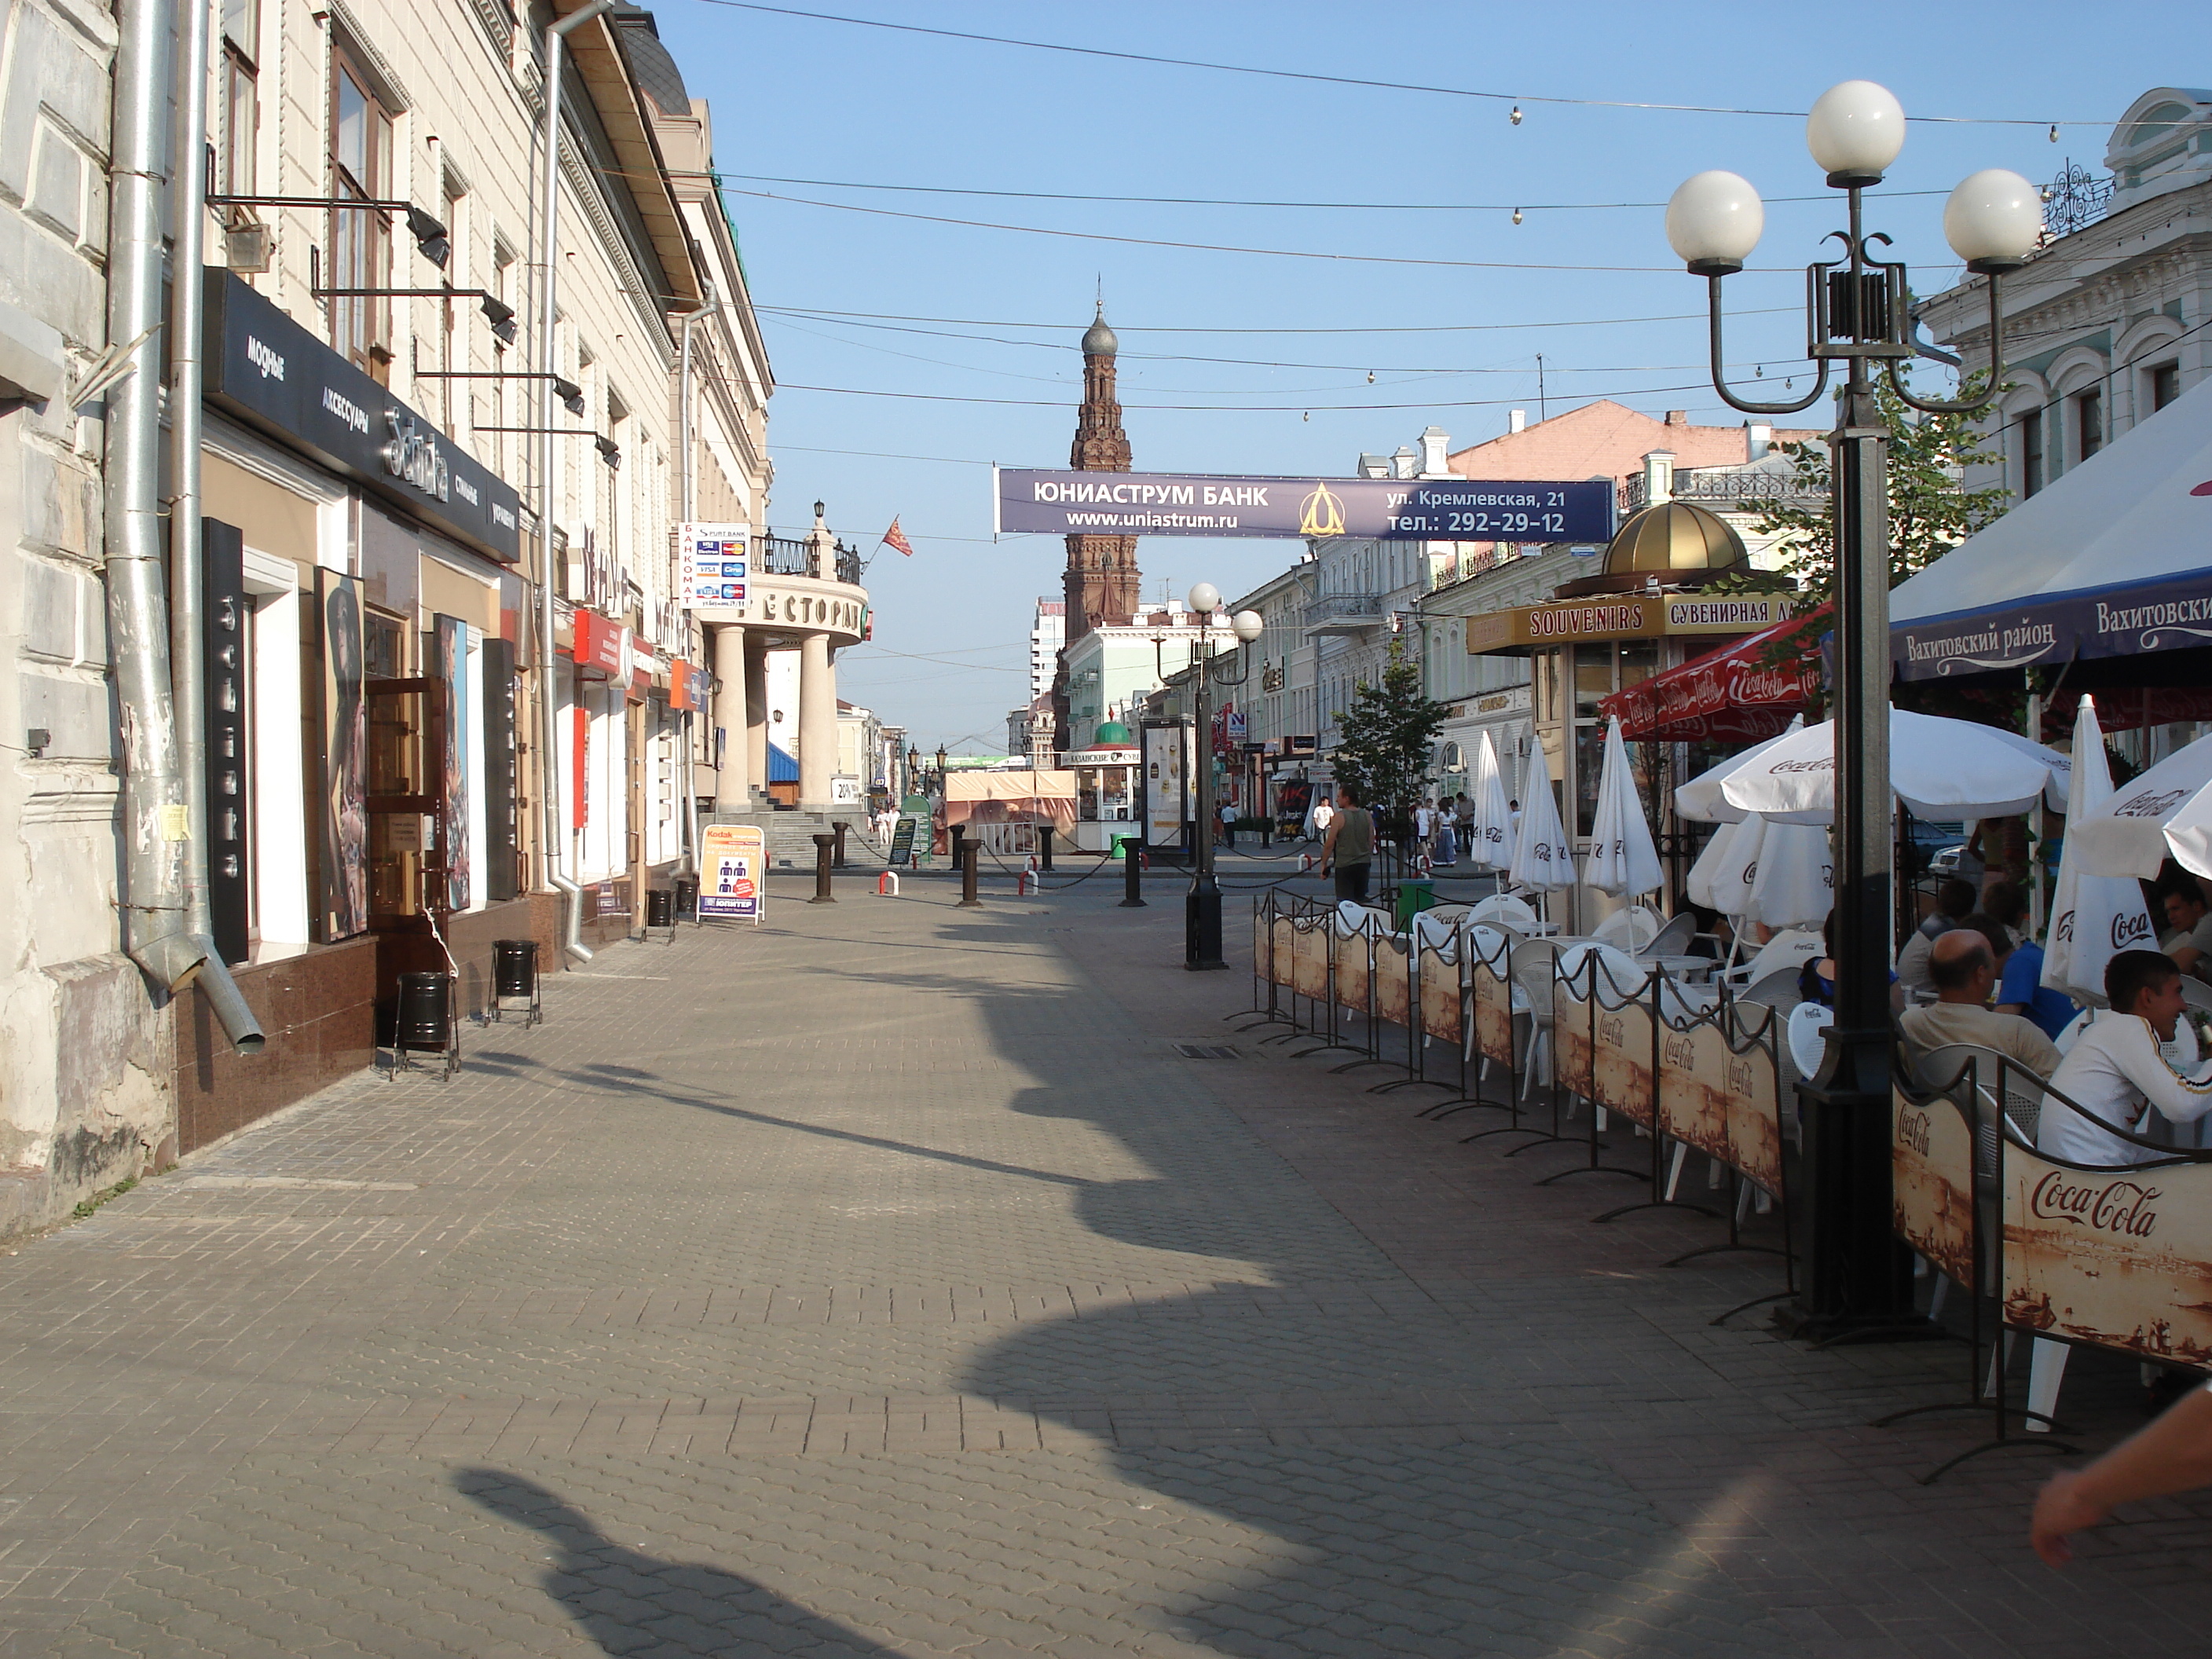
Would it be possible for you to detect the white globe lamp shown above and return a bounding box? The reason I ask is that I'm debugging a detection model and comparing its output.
[1665,171,1765,276]
[1232,610,1264,643]
[1806,80,1906,186]
[1186,581,1221,616]
[1943,169,2043,273]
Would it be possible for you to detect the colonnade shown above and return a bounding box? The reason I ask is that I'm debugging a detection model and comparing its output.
[709,621,840,810]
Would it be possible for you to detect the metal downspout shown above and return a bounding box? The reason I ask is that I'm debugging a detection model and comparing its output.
[533,0,613,961]
[104,0,262,1050]
[676,302,725,877]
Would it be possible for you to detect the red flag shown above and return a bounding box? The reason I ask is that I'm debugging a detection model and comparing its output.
[881,517,915,557]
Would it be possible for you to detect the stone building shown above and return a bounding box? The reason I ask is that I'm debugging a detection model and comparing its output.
[1049,308,1142,752]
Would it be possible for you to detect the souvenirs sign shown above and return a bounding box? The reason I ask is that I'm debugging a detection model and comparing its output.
[1467,594,1795,653]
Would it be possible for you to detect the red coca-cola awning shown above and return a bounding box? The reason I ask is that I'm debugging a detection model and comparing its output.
[1600,606,1825,743]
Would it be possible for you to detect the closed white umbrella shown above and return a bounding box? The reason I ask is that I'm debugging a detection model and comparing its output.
[1507,738,1576,895]
[1465,730,1514,870]
[1749,819,1834,928]
[1686,817,1750,911]
[2044,695,2156,1005]
[1583,717,1664,896]
[2068,727,2212,880]
[1716,708,2071,824]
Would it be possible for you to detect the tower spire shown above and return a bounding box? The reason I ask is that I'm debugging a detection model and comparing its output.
[1062,305,1139,638]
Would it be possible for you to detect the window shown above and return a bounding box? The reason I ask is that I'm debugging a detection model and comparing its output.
[329,54,394,376]
[2152,361,2182,413]
[2075,384,2104,463]
[2019,408,2043,497]
[219,0,258,196]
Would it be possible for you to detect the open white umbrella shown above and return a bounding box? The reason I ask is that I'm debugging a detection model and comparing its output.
[1583,718,1664,896]
[1714,708,2071,825]
[2044,695,2156,1005]
[1465,730,1514,870]
[1507,738,1576,896]
[2068,727,2212,880]
[1675,719,1803,823]
[1749,819,1834,928]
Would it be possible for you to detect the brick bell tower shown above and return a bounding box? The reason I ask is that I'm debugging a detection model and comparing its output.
[1063,306,1141,636]
[1051,305,1143,753]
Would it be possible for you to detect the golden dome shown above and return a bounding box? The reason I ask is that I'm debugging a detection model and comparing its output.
[1602,500,1749,577]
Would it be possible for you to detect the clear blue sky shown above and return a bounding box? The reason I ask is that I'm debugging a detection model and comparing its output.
[651,0,2203,753]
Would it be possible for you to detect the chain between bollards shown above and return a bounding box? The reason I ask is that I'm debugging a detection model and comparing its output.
[810,833,837,904]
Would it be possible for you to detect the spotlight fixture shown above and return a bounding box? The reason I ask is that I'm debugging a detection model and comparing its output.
[480,295,518,345]
[594,434,621,468]
[404,207,451,268]
[553,375,586,416]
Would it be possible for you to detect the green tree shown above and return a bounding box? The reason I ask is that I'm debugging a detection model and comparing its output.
[1331,643,1448,837]
[1717,371,2012,686]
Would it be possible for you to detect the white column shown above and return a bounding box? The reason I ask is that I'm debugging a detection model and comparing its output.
[798,631,836,809]
[713,624,750,809]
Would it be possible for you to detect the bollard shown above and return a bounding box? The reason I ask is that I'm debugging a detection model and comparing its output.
[958,839,983,908]
[1016,871,1032,896]
[949,823,966,877]
[1120,838,1146,907]
[1038,824,1054,873]
[833,821,849,869]
[811,833,837,904]
[877,870,900,897]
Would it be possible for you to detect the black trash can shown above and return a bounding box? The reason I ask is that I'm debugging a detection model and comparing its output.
[396,972,452,1052]
[646,888,676,929]
[493,939,537,1000]
[674,877,699,921]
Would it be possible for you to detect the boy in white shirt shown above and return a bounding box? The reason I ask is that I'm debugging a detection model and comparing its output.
[2042,950,2212,1166]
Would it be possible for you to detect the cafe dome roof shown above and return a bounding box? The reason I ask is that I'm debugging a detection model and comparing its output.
[1602,500,1749,577]
[1091,720,1133,745]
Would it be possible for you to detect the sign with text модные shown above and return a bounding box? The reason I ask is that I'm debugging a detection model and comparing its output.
[995,467,1614,544]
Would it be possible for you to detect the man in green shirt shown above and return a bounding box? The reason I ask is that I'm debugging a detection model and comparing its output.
[1320,785,1373,903]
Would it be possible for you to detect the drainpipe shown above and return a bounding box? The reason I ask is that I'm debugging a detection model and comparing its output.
[533,0,613,961]
[676,299,727,874]
[104,0,262,1050]
[170,0,210,939]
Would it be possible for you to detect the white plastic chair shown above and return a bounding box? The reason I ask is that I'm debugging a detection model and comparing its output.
[1509,939,1562,1101]
[1723,928,1823,992]
[1786,1002,1834,1084]
[1592,905,1662,954]
[1470,893,1539,932]
[1412,910,1459,952]
[1639,911,1699,960]
[1334,899,1386,936]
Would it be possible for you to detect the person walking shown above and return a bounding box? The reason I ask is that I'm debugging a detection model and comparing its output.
[1320,785,1373,903]
[1309,792,1335,844]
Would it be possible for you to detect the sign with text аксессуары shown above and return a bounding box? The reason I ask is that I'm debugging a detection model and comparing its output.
[994,468,1614,544]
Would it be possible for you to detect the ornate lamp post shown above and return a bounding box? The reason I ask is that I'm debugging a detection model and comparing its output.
[1667,81,2042,1337]
[1155,586,1265,969]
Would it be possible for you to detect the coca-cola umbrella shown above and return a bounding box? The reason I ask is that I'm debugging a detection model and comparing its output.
[1683,811,1833,928]
[1464,730,1514,870]
[2042,694,2156,1005]
[1507,737,1577,898]
[1599,608,1825,743]
[2066,726,2212,881]
[1676,718,1804,824]
[1583,717,1664,897]
[1712,708,2071,825]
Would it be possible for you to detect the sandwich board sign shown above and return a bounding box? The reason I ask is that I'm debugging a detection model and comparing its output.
[699,822,765,923]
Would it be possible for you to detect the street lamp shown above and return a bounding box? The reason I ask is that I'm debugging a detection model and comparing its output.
[1159,584,1264,970]
[1667,79,2040,1339]
[906,746,920,793]
[935,744,949,787]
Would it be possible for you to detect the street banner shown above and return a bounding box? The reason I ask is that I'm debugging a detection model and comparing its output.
[699,822,765,924]
[678,522,749,609]
[1292,916,1330,1003]
[1656,1005,1787,1197]
[1591,986,1656,1132]
[994,467,1615,543]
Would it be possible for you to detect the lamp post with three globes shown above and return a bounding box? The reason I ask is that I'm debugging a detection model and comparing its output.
[1664,80,2044,1337]
[1159,584,1265,970]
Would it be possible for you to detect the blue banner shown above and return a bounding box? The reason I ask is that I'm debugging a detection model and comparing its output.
[1894,566,2212,681]
[995,467,1615,543]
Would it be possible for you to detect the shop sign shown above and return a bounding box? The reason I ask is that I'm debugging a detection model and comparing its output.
[699,822,765,924]
[570,609,626,677]
[203,270,521,562]
[668,659,702,712]
[1064,747,1141,766]
[678,522,749,608]
[1467,593,1793,651]
[1286,734,1318,754]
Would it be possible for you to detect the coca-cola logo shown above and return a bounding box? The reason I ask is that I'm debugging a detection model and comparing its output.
[2053,906,2075,945]
[1726,1055,1756,1095]
[2115,787,2188,819]
[2031,1171,2161,1238]
[1771,758,1835,774]
[1599,1013,1627,1048]
[2113,910,2154,948]
[1663,1032,1697,1070]
[1897,1104,1932,1156]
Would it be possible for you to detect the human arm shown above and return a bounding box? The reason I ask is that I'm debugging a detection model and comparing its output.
[1320,818,1342,872]
[2108,1016,2212,1123]
[2032,1384,2212,1565]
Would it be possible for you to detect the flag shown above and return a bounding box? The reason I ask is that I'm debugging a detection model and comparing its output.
[881,517,914,557]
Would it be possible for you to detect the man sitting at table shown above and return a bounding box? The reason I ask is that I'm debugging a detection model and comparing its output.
[1899,878,1979,999]
[2159,876,2212,980]
[2043,949,2212,1166]
[1984,880,2080,1042]
[1900,927,2061,1081]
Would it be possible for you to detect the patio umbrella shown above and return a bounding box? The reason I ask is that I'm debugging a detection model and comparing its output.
[1686,817,1750,911]
[2067,727,2212,880]
[1749,819,1834,928]
[1507,738,1576,897]
[1675,719,1803,823]
[1583,718,1664,896]
[1713,708,2071,825]
[2043,695,2156,1004]
[1464,730,1514,870]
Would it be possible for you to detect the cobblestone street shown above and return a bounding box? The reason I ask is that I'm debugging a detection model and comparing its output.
[3,864,2210,1657]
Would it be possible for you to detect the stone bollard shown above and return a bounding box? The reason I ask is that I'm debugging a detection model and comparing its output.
[958,840,983,908]
[833,821,849,869]
[1120,838,1145,908]
[811,833,837,904]
[1038,824,1054,873]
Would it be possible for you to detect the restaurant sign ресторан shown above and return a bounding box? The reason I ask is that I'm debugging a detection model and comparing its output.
[203,270,522,563]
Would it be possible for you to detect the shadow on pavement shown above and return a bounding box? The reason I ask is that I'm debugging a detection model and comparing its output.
[457,1467,899,1657]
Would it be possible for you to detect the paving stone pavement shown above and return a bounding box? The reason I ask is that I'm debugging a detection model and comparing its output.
[2,860,2209,1657]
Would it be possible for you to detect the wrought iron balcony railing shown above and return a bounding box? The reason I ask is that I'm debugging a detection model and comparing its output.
[754,533,866,585]
[1302,592,1382,628]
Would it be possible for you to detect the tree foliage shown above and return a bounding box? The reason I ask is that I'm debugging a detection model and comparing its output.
[1331,643,1448,835]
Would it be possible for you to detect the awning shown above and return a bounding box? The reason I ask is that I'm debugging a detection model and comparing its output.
[1891,374,2212,682]
[1599,606,1824,742]
[943,769,1078,831]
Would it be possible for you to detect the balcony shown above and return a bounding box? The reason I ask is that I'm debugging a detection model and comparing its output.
[1303,592,1384,635]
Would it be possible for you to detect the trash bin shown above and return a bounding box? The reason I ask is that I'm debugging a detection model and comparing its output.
[673,877,699,921]
[646,888,676,929]
[493,939,537,1000]
[395,971,452,1052]
[1393,880,1436,931]
[1112,833,1141,861]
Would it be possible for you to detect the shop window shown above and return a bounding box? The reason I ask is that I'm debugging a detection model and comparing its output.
[2018,408,2043,497]
[329,53,393,377]
[364,610,405,678]
[2075,384,2104,463]
[2150,361,2181,413]
[220,0,258,197]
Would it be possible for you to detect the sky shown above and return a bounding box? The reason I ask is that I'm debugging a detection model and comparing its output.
[647,0,2207,753]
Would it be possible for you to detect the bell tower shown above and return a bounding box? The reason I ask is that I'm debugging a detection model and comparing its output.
[1061,306,1141,638]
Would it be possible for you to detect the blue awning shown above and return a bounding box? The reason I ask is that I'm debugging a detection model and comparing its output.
[767,742,799,783]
